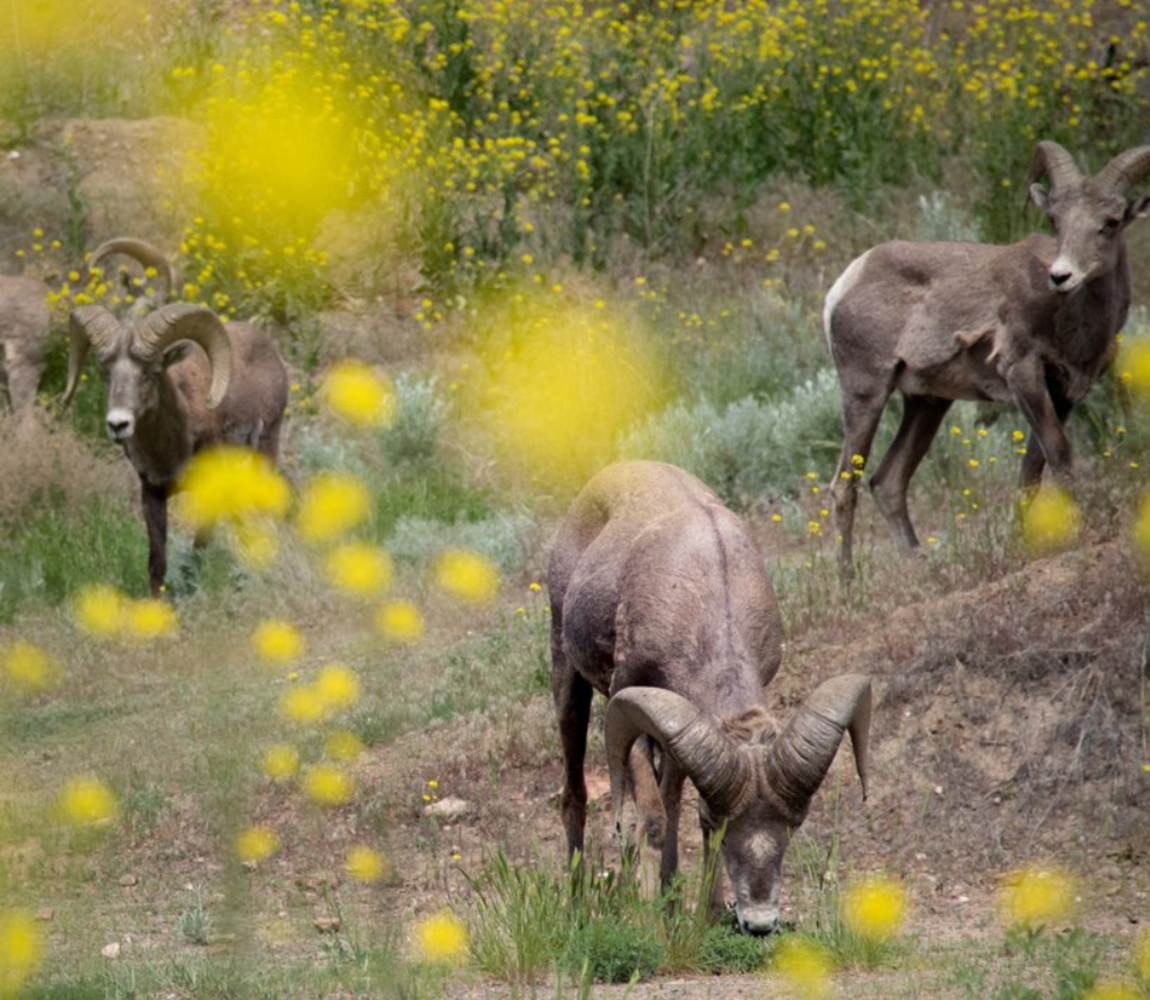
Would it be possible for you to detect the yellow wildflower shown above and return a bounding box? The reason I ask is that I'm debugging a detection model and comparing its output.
[1021,486,1081,556]
[302,764,355,807]
[232,519,280,569]
[321,360,395,427]
[262,744,300,782]
[279,685,327,725]
[325,730,364,761]
[0,910,44,997]
[123,598,178,642]
[434,549,500,603]
[74,583,126,636]
[315,663,360,712]
[376,600,425,643]
[772,936,830,999]
[998,865,1075,929]
[1117,336,1150,398]
[295,473,371,544]
[2,641,60,694]
[842,876,908,942]
[236,825,279,864]
[251,620,305,665]
[57,776,119,827]
[416,911,469,965]
[345,845,388,883]
[179,446,290,531]
[325,543,393,595]
[1135,929,1150,980]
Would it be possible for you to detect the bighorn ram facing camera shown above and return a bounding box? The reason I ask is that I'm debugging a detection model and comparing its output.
[826,141,1150,580]
[64,302,289,594]
[550,461,871,935]
[0,237,173,417]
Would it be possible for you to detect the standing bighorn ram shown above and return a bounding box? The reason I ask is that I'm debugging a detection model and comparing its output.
[826,141,1150,579]
[550,460,871,935]
[64,301,289,594]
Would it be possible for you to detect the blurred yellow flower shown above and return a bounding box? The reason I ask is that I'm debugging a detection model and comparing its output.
[1134,492,1150,563]
[232,519,280,569]
[998,865,1075,929]
[416,910,469,965]
[1020,486,1081,556]
[2,641,60,694]
[315,663,360,712]
[74,583,126,636]
[345,844,388,883]
[251,620,305,665]
[236,825,279,863]
[302,764,355,807]
[326,543,393,595]
[434,549,500,603]
[376,599,425,643]
[0,909,44,997]
[1117,336,1150,398]
[295,473,371,544]
[179,445,290,531]
[321,360,395,427]
[1083,983,1140,1000]
[123,598,178,642]
[262,744,300,781]
[1135,930,1150,980]
[842,876,908,942]
[772,936,830,999]
[280,685,327,725]
[57,776,118,827]
[325,729,364,761]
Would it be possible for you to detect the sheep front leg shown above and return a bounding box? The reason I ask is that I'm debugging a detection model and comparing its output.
[141,481,170,596]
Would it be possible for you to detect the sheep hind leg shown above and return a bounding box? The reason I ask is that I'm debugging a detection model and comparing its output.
[869,395,952,551]
[553,654,594,866]
[831,389,892,580]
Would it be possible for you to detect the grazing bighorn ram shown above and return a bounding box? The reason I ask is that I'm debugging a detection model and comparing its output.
[826,141,1150,579]
[0,237,172,417]
[550,460,871,935]
[64,301,289,594]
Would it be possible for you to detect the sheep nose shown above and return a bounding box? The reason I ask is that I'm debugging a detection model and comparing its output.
[1048,269,1074,290]
[106,413,134,440]
[737,906,780,937]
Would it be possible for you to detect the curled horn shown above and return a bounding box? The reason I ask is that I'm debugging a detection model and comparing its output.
[1027,140,1083,191]
[133,303,233,409]
[90,238,175,301]
[64,306,125,406]
[1094,146,1150,197]
[764,673,871,823]
[605,688,750,830]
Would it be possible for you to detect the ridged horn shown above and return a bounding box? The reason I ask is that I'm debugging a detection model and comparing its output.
[133,303,233,409]
[64,306,125,406]
[764,674,871,823]
[1027,140,1083,190]
[1094,146,1150,197]
[605,688,751,826]
[90,238,175,301]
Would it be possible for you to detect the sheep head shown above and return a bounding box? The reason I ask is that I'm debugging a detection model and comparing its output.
[1028,140,1150,293]
[605,675,870,936]
[65,302,233,442]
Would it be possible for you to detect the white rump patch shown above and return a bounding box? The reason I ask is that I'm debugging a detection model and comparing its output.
[823,250,872,349]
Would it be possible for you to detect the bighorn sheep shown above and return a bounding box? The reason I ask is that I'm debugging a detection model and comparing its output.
[0,237,172,417]
[64,301,289,594]
[826,141,1150,579]
[550,460,871,935]
[0,276,50,416]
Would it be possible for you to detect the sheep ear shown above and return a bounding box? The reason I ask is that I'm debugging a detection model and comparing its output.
[1029,183,1051,213]
[162,342,195,369]
[764,674,871,823]
[1126,193,1150,222]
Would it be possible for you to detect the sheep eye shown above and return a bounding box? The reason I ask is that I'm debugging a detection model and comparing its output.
[1101,217,1121,234]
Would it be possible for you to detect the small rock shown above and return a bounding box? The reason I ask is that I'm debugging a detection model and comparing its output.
[35,907,54,922]
[314,916,341,933]
[119,874,138,887]
[424,796,471,821]
[101,942,121,959]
